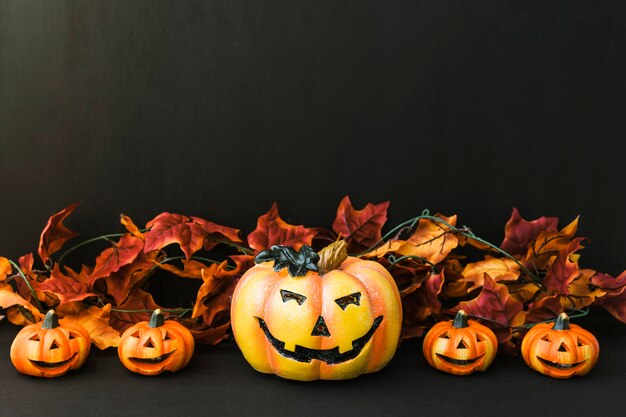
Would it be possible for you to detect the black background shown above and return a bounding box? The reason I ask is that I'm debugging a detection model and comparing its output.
[0,1,625,416]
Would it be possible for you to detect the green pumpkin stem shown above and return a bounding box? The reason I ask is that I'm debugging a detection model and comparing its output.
[453,310,469,328]
[552,312,570,330]
[42,310,60,329]
[254,245,320,277]
[149,309,165,328]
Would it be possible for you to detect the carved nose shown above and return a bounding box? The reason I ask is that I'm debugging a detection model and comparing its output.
[311,316,331,337]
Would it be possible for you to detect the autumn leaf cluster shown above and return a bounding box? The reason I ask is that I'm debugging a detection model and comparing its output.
[0,198,624,352]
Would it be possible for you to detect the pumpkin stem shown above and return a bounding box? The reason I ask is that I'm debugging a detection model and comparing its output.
[149,309,165,328]
[254,245,320,277]
[453,310,469,328]
[42,310,59,329]
[552,312,570,331]
[317,240,349,274]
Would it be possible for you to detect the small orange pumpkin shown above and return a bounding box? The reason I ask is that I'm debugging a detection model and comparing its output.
[10,310,91,378]
[118,309,195,375]
[422,310,498,375]
[521,312,599,379]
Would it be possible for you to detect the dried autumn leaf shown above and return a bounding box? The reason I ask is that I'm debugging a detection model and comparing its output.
[156,259,209,279]
[508,282,541,304]
[462,256,521,292]
[191,217,243,251]
[361,240,405,259]
[0,289,44,324]
[591,269,626,323]
[61,304,120,349]
[591,270,626,290]
[525,294,564,323]
[526,216,580,269]
[563,269,606,309]
[543,238,584,294]
[120,214,144,240]
[39,264,96,305]
[109,289,161,334]
[89,233,144,285]
[395,214,459,265]
[332,196,390,252]
[38,203,79,265]
[500,208,559,256]
[0,257,11,281]
[105,252,159,305]
[403,270,444,323]
[247,203,317,252]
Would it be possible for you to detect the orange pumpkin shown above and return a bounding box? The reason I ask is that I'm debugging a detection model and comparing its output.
[521,312,599,379]
[231,242,402,381]
[422,310,498,375]
[118,309,195,376]
[10,310,91,378]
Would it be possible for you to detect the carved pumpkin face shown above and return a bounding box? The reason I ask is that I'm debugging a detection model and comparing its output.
[422,310,498,376]
[10,310,91,378]
[521,313,599,379]
[118,309,195,376]
[231,243,402,381]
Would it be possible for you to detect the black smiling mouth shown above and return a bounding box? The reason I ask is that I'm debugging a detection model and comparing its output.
[436,353,484,366]
[129,350,175,365]
[538,357,588,370]
[256,316,383,365]
[29,353,78,369]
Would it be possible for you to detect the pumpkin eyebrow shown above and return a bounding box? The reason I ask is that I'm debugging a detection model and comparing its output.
[335,292,361,310]
[280,289,307,305]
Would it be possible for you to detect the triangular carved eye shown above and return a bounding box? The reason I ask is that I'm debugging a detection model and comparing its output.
[131,330,141,338]
[557,343,568,352]
[164,332,171,341]
[68,333,77,340]
[439,332,450,339]
[541,335,550,342]
[50,340,60,350]
[577,338,587,347]
[144,338,155,348]
[457,339,468,349]
[476,333,484,342]
[29,334,41,341]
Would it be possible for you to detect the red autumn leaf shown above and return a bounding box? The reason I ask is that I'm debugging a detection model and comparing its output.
[60,304,120,349]
[89,233,144,285]
[38,203,79,265]
[247,203,317,252]
[109,289,161,334]
[0,257,11,281]
[190,217,243,251]
[394,214,459,265]
[591,270,626,290]
[63,264,94,287]
[525,294,564,323]
[543,238,584,294]
[156,259,208,279]
[402,270,445,334]
[120,214,144,240]
[332,196,390,252]
[105,252,159,305]
[39,264,96,305]
[500,208,559,256]
[454,274,525,342]
[592,269,626,323]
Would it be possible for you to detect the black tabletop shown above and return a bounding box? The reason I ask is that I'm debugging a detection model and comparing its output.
[0,311,623,417]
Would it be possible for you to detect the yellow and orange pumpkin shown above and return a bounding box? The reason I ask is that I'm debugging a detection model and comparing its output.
[231,241,402,381]
[118,309,195,376]
[521,312,599,379]
[422,310,498,375]
[10,310,91,378]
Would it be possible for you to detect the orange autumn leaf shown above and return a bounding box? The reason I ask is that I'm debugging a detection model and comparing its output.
[39,264,96,306]
[120,214,144,240]
[156,259,208,279]
[563,269,606,310]
[543,238,584,294]
[61,304,120,349]
[89,233,144,285]
[526,216,580,269]
[0,289,44,324]
[395,214,459,265]
[109,289,161,334]
[332,196,390,252]
[105,252,160,305]
[361,240,404,259]
[500,208,559,256]
[247,203,317,253]
[38,203,79,265]
[462,256,521,292]
[508,282,541,304]
[191,217,243,251]
[0,257,11,281]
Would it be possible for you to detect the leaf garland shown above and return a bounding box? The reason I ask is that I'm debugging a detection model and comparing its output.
[0,200,623,353]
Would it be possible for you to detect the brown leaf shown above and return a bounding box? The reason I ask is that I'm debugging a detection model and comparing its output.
[403,270,445,323]
[39,264,96,305]
[89,233,144,285]
[461,256,521,292]
[543,238,584,294]
[0,289,44,324]
[395,214,459,265]
[109,289,161,334]
[526,216,580,269]
[120,214,144,240]
[61,304,120,349]
[38,203,79,265]
[500,208,559,256]
[247,203,317,252]
[0,257,11,281]
[105,252,159,305]
[332,196,390,252]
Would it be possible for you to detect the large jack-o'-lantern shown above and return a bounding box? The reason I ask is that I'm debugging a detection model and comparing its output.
[521,312,599,379]
[10,310,91,378]
[231,241,402,381]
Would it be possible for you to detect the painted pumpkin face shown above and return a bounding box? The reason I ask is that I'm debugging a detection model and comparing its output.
[10,310,91,378]
[118,309,195,376]
[422,310,498,376]
[521,313,599,379]
[231,243,402,381]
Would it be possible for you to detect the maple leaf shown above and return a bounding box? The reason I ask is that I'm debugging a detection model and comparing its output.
[591,269,626,323]
[500,208,559,256]
[120,214,144,240]
[191,217,243,251]
[109,289,161,334]
[454,274,525,342]
[89,233,144,285]
[591,270,626,290]
[0,289,44,324]
[564,269,606,309]
[525,294,564,323]
[61,304,120,349]
[332,196,389,252]
[507,282,541,304]
[105,252,160,305]
[0,257,11,281]
[38,203,79,265]
[543,238,584,294]
[394,214,459,265]
[403,270,445,325]
[462,256,521,292]
[247,203,317,253]
[38,264,96,305]
[361,240,405,259]
[526,216,580,269]
[156,259,208,279]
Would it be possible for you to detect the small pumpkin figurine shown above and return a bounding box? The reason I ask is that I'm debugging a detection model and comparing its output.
[10,310,91,378]
[422,310,498,376]
[117,309,195,376]
[231,241,402,381]
[521,312,599,379]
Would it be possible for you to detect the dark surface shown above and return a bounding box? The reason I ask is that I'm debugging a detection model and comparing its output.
[0,311,624,417]
[1,1,625,416]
